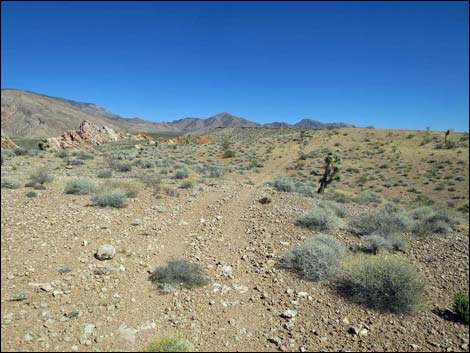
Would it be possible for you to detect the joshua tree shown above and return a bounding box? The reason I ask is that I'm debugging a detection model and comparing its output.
[300,129,306,141]
[444,129,451,144]
[317,152,341,194]
[38,139,49,151]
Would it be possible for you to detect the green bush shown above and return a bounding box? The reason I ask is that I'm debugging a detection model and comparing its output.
[318,200,346,218]
[336,255,425,313]
[149,260,208,292]
[270,177,295,192]
[174,168,189,179]
[90,191,128,208]
[298,208,340,231]
[362,233,406,254]
[410,207,456,235]
[453,292,469,324]
[14,147,29,156]
[1,177,21,189]
[143,335,193,352]
[55,150,69,158]
[99,180,139,198]
[64,178,96,195]
[65,157,84,165]
[281,234,345,281]
[26,191,37,198]
[115,162,132,172]
[223,150,235,158]
[354,190,382,204]
[207,166,224,178]
[29,169,54,186]
[294,182,316,197]
[96,168,113,178]
[350,203,411,236]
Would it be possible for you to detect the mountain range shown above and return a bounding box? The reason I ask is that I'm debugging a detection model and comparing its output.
[1,89,355,139]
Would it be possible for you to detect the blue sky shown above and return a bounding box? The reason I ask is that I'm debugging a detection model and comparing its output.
[2,1,469,131]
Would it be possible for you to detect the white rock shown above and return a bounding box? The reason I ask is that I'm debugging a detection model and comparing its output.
[95,245,116,260]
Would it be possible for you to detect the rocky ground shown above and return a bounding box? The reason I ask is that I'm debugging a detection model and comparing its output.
[1,128,469,352]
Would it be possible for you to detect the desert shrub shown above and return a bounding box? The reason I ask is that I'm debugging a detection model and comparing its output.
[164,187,180,197]
[207,166,224,178]
[14,147,29,156]
[55,150,69,158]
[65,157,84,165]
[294,182,316,197]
[318,200,346,218]
[26,191,37,198]
[453,292,469,324]
[96,168,113,178]
[410,207,456,235]
[350,203,411,236]
[1,177,21,189]
[362,233,406,254]
[139,174,162,194]
[180,180,194,189]
[78,151,94,160]
[174,168,189,179]
[90,191,128,208]
[223,150,235,158]
[149,260,208,292]
[298,208,340,231]
[143,335,193,352]
[99,180,139,198]
[115,161,132,172]
[29,169,53,186]
[64,178,96,195]
[281,234,345,281]
[270,176,295,192]
[336,255,425,313]
[354,190,382,204]
[324,190,351,203]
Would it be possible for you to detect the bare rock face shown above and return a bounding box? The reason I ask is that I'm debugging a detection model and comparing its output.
[1,132,17,149]
[47,120,124,150]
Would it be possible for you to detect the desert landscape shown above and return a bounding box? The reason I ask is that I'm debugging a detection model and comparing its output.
[2,2,469,352]
[1,89,469,352]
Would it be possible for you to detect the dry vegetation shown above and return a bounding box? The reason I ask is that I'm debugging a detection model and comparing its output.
[1,127,469,352]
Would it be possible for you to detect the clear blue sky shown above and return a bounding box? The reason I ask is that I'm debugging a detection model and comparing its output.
[2,1,468,131]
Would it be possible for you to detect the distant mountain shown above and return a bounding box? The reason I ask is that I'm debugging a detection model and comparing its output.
[1,89,354,139]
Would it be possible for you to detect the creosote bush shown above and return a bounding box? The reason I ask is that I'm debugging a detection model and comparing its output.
[298,207,340,231]
[281,234,345,281]
[64,178,96,195]
[149,260,208,292]
[354,190,382,204]
[336,255,425,313]
[174,168,189,179]
[143,335,193,352]
[99,180,139,198]
[362,233,406,254]
[90,191,128,208]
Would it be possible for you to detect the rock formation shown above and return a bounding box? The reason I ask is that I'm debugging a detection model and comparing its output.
[47,120,124,150]
[1,131,17,149]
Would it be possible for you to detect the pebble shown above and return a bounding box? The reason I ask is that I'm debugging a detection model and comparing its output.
[281,309,297,319]
[95,245,116,261]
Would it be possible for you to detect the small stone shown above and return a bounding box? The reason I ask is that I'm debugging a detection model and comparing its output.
[95,245,116,261]
[83,323,95,337]
[82,240,88,247]
[24,333,33,342]
[358,328,368,337]
[342,318,350,325]
[281,309,297,319]
[10,293,28,301]
[462,344,468,351]
[222,266,233,274]
[39,283,53,292]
